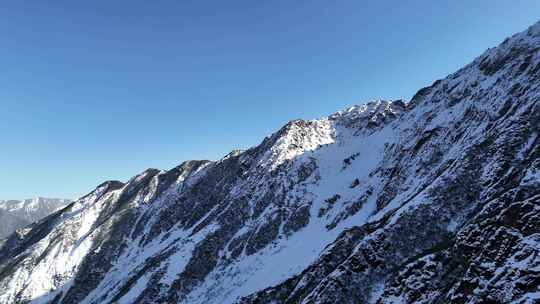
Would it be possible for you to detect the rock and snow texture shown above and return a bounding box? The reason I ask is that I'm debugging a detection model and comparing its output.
[0,21,540,304]
[0,198,71,243]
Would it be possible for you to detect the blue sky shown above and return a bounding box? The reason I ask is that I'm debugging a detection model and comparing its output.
[1,1,539,199]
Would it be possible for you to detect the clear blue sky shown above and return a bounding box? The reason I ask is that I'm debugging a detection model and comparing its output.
[1,1,539,199]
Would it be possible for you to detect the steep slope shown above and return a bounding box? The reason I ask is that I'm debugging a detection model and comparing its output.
[0,22,539,304]
[0,198,71,243]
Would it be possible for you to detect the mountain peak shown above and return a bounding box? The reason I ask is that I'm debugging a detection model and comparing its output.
[0,198,71,244]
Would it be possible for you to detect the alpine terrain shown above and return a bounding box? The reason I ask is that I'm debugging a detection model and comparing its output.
[0,198,71,245]
[1,22,539,304]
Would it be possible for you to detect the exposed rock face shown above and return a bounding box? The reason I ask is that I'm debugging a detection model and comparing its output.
[0,21,539,304]
[0,198,71,244]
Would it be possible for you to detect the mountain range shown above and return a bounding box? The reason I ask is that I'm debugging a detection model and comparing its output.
[0,21,539,304]
[0,198,71,245]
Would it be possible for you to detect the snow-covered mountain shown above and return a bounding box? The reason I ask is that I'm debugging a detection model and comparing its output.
[0,21,539,304]
[0,198,71,244]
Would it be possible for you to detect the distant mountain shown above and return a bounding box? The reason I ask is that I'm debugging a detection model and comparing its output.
[0,198,71,243]
[0,21,539,304]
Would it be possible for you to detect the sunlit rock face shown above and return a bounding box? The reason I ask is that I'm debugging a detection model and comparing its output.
[0,21,539,304]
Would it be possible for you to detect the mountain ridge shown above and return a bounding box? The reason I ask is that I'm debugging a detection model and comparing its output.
[0,21,539,304]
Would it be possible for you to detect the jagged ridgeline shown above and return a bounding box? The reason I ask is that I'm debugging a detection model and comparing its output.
[1,21,539,304]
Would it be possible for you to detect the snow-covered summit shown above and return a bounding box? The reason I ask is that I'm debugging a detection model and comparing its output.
[0,198,70,213]
[0,198,71,244]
